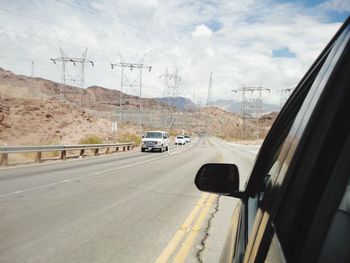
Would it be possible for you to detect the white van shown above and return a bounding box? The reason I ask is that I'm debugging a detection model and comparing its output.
[141,131,169,152]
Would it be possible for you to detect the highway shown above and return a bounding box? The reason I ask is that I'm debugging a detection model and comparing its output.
[0,137,259,263]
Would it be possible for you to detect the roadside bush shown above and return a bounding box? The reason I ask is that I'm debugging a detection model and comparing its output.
[116,132,141,146]
[79,135,103,144]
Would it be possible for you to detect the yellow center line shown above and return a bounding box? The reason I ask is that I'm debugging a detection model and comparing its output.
[155,153,223,263]
[217,153,224,163]
[172,194,217,263]
[155,193,209,263]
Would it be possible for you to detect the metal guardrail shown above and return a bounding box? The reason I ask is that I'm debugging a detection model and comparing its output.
[0,143,135,166]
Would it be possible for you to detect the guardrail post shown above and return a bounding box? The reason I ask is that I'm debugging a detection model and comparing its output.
[106,147,110,154]
[0,153,8,166]
[35,152,42,163]
[123,146,126,151]
[127,146,130,151]
[61,150,66,160]
[80,149,85,158]
[94,148,99,156]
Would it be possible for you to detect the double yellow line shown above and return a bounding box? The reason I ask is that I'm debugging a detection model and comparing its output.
[155,193,217,263]
[155,154,223,263]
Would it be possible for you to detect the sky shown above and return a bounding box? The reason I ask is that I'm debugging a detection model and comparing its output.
[0,0,349,105]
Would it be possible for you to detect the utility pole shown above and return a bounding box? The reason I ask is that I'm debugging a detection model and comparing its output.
[159,67,181,129]
[111,54,151,130]
[207,72,213,107]
[50,48,94,106]
[232,86,270,139]
[31,61,34,77]
[205,72,214,135]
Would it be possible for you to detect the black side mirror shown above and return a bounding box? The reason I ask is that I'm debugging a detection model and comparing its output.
[195,163,243,198]
[141,135,144,138]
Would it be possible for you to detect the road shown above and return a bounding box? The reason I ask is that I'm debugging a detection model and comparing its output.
[0,137,259,263]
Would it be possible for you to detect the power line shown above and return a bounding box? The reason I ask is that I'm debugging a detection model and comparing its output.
[6,0,237,60]
[0,22,238,73]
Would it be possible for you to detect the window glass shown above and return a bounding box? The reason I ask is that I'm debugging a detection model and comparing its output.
[145,132,162,138]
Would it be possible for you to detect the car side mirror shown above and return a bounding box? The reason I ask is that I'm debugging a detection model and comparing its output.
[141,135,144,139]
[195,163,244,198]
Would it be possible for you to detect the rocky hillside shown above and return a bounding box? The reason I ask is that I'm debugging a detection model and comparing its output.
[0,68,139,145]
[0,97,115,145]
[0,67,277,145]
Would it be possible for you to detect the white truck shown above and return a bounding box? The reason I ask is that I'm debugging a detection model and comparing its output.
[141,131,169,152]
[175,135,186,145]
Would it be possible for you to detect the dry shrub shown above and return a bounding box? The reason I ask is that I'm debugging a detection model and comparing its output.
[79,135,103,144]
[116,132,141,146]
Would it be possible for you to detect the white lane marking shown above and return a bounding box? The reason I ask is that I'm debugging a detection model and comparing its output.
[0,150,183,199]
[168,142,194,156]
[0,148,141,171]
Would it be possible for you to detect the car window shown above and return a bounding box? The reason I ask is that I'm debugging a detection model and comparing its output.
[243,21,350,263]
[243,18,349,198]
[242,32,334,258]
[145,132,162,138]
[273,24,350,256]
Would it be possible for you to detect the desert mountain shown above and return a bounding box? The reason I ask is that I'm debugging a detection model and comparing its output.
[154,97,198,111]
[212,99,280,115]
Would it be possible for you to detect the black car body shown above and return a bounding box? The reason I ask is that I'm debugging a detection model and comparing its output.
[195,17,350,263]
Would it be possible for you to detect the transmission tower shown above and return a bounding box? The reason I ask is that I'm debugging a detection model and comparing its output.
[50,48,94,106]
[111,54,151,130]
[232,86,270,139]
[206,72,213,107]
[159,67,181,129]
[279,88,294,108]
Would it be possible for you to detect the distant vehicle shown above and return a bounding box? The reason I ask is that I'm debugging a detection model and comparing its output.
[198,132,205,138]
[184,135,191,143]
[141,131,169,152]
[195,17,350,263]
[175,136,186,145]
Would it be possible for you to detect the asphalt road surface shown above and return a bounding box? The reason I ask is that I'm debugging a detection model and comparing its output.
[0,137,258,263]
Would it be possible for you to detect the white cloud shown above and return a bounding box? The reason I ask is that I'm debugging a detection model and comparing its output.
[0,0,345,105]
[192,24,213,39]
[319,0,350,12]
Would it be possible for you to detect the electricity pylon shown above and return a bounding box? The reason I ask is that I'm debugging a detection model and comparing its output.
[232,86,270,139]
[111,53,151,130]
[50,48,94,106]
[159,67,181,129]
